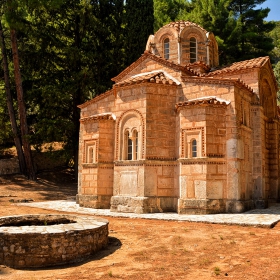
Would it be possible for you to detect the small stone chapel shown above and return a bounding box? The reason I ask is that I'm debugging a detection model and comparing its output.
[77,21,280,214]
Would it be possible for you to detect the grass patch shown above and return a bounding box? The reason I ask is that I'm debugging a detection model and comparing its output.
[214,266,221,275]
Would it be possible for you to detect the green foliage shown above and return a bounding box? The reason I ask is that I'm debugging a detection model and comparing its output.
[225,0,275,63]
[273,61,280,102]
[269,21,280,64]
[0,0,155,167]
[154,0,192,31]
[187,0,232,63]
[0,0,278,164]
[125,0,154,65]
[186,0,275,64]
[0,87,13,146]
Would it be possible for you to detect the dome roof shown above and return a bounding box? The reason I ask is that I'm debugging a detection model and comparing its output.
[156,20,208,35]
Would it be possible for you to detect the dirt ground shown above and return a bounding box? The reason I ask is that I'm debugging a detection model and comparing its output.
[1,169,280,280]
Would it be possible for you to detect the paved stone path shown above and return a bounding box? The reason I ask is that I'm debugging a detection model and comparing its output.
[18,200,280,228]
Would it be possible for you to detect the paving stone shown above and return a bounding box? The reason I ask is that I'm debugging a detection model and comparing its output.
[18,200,280,228]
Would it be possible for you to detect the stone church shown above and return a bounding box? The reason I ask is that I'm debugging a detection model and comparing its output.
[77,21,280,214]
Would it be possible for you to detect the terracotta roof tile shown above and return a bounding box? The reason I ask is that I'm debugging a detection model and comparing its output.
[114,71,180,87]
[206,57,270,77]
[175,96,230,111]
[112,52,199,83]
[158,20,208,34]
[185,61,211,72]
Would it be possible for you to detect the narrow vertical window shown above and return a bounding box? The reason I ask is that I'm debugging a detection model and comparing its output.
[191,139,197,158]
[87,144,96,163]
[190,37,197,63]
[89,147,93,163]
[123,131,129,160]
[135,132,138,159]
[132,130,138,160]
[127,137,133,160]
[164,38,169,59]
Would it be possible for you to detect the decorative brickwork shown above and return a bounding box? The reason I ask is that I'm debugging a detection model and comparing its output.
[181,127,205,158]
[115,109,145,160]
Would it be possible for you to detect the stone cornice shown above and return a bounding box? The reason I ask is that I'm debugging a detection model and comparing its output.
[80,113,115,123]
[182,76,254,95]
[146,156,177,161]
[78,89,114,109]
[178,158,226,165]
[114,160,145,167]
[82,162,114,169]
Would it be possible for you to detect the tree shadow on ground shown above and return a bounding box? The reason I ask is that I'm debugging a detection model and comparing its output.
[0,167,77,201]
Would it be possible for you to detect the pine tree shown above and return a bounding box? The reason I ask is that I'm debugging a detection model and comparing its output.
[125,0,154,65]
[185,0,275,64]
[0,20,26,174]
[188,0,232,63]
[226,0,275,62]
[1,0,37,179]
[274,61,280,102]
[154,0,192,31]
[0,0,127,179]
[268,21,280,64]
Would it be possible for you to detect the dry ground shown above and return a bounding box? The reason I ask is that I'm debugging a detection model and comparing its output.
[1,170,280,279]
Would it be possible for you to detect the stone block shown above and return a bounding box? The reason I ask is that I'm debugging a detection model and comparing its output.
[120,171,138,196]
[157,176,173,188]
[194,180,206,199]
[178,198,226,214]
[206,181,223,199]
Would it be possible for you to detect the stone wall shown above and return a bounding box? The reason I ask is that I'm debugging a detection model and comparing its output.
[0,214,108,268]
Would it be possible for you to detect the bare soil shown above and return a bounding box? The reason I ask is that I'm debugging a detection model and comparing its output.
[1,169,280,279]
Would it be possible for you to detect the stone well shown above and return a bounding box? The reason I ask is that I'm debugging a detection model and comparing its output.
[0,214,108,268]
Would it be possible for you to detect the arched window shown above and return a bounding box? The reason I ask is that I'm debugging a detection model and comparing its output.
[124,130,138,160]
[164,38,170,59]
[85,142,97,163]
[190,37,197,63]
[118,111,143,161]
[191,139,197,158]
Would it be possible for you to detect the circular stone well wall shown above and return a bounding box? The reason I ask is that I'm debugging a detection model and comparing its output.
[0,214,108,268]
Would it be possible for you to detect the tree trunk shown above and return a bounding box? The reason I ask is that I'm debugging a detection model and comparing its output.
[0,21,26,174]
[73,14,82,181]
[10,29,36,180]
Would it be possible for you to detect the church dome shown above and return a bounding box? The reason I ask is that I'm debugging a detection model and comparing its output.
[146,20,219,69]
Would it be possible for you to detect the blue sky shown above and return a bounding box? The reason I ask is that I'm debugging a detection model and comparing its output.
[257,0,280,21]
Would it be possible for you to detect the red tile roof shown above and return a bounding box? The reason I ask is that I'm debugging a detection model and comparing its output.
[158,20,207,34]
[112,51,198,83]
[206,57,270,77]
[175,96,230,111]
[114,71,179,87]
